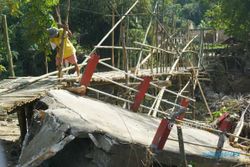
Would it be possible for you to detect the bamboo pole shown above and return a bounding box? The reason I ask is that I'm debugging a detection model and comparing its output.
[135,1,158,74]
[155,6,159,74]
[58,0,71,78]
[189,61,213,119]
[112,7,115,67]
[55,5,62,25]
[134,41,176,54]
[2,15,15,77]
[95,45,150,51]
[44,54,48,74]
[121,22,129,84]
[197,77,213,119]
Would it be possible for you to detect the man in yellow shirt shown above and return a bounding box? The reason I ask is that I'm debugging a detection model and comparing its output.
[48,25,80,76]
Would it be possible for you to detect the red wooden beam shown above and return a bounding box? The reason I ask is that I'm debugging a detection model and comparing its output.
[216,112,232,132]
[218,118,232,132]
[176,98,190,120]
[80,53,100,87]
[151,119,173,151]
[150,98,189,152]
[130,76,151,112]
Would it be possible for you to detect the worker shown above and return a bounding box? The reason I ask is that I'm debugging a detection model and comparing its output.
[47,25,80,77]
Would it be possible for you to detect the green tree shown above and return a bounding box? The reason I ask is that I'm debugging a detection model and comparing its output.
[12,0,59,75]
[0,0,20,76]
[206,0,250,43]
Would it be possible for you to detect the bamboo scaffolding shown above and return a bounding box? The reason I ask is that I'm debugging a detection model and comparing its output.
[138,37,170,69]
[58,0,71,78]
[150,35,198,117]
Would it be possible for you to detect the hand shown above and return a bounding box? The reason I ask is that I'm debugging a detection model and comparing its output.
[63,24,69,31]
[58,23,69,31]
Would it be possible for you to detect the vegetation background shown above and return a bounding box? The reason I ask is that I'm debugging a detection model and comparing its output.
[0,0,249,78]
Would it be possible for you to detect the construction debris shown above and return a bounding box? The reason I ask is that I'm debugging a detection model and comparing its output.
[210,95,250,152]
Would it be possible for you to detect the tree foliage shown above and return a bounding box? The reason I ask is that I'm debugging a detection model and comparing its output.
[206,0,250,42]
[20,0,59,55]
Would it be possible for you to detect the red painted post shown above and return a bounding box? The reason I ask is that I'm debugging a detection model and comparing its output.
[216,113,231,132]
[217,112,229,124]
[130,76,151,112]
[218,118,232,132]
[180,98,189,108]
[150,98,189,152]
[80,53,100,86]
[176,98,189,120]
[151,119,173,151]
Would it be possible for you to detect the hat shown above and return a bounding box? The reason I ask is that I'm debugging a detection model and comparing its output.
[47,27,59,38]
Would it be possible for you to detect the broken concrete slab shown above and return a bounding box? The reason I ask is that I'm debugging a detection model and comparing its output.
[18,90,250,167]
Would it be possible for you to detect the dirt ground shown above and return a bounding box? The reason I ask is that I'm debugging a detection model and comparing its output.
[0,113,21,167]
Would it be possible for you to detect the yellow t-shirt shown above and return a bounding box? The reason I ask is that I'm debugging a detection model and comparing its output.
[50,28,76,58]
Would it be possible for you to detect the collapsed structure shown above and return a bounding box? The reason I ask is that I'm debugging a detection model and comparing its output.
[0,0,250,166]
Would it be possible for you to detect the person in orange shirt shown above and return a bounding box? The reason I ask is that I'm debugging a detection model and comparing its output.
[47,25,80,76]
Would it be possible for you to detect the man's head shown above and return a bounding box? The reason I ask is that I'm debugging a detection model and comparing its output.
[47,27,59,38]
